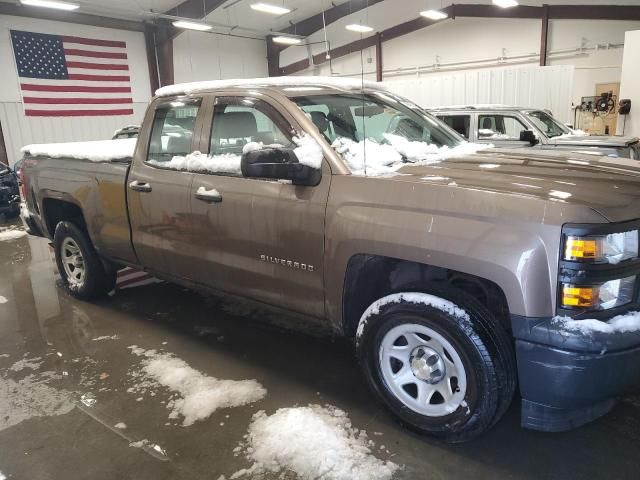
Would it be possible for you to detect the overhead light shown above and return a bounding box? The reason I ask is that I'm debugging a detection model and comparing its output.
[346,24,374,33]
[492,0,519,7]
[420,10,448,20]
[272,36,302,45]
[20,0,79,10]
[172,20,213,31]
[251,3,291,15]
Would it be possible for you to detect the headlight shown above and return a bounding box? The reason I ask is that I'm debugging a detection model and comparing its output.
[561,276,636,310]
[564,230,639,264]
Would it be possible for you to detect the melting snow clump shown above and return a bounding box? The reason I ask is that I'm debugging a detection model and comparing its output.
[114,422,127,429]
[92,335,120,342]
[128,346,266,426]
[231,404,399,480]
[9,357,43,372]
[147,152,242,176]
[0,296,7,304]
[332,134,489,176]
[0,228,27,242]
[293,133,323,169]
[553,311,640,335]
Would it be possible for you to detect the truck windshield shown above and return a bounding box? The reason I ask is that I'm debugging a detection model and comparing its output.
[292,92,473,175]
[526,110,570,138]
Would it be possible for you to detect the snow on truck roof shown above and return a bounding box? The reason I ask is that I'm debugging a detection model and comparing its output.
[155,76,388,97]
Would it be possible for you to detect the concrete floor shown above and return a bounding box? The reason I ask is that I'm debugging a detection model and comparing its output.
[1,218,639,480]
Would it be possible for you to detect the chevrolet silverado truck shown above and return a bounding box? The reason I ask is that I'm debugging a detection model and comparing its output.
[432,105,640,158]
[20,77,640,442]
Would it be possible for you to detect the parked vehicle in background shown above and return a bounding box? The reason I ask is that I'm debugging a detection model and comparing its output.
[112,125,140,140]
[432,105,640,158]
[0,161,20,218]
[20,77,640,442]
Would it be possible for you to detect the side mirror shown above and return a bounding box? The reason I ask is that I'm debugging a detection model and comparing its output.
[241,147,321,186]
[519,129,538,146]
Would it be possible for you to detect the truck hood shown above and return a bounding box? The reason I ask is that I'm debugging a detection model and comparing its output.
[390,148,640,222]
[546,134,638,148]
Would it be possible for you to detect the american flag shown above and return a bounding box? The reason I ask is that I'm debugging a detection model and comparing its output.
[10,30,134,117]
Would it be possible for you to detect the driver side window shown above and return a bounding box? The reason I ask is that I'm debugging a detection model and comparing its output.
[478,114,528,140]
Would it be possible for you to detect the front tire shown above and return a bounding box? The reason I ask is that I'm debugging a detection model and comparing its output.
[357,287,515,443]
[54,221,116,300]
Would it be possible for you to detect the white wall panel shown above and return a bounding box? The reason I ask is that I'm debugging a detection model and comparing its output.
[385,65,575,123]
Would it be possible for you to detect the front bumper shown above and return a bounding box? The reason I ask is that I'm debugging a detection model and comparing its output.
[513,314,640,432]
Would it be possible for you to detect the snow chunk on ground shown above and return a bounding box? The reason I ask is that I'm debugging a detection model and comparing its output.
[553,311,640,335]
[128,346,266,426]
[9,357,42,372]
[293,133,323,169]
[156,76,387,97]
[148,151,241,175]
[0,227,27,242]
[21,138,136,162]
[92,335,119,341]
[0,373,75,431]
[0,296,6,304]
[356,292,470,343]
[114,422,127,429]
[331,135,488,176]
[231,404,399,480]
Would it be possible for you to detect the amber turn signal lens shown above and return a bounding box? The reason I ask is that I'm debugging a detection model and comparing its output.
[561,285,598,308]
[564,237,600,260]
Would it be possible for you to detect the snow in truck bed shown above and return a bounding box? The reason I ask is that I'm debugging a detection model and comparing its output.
[21,138,137,162]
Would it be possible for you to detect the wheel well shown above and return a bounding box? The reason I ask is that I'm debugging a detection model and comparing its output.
[42,199,87,237]
[342,254,511,337]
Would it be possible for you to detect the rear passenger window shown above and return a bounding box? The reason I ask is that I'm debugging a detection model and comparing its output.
[478,114,528,140]
[147,99,201,168]
[439,115,470,139]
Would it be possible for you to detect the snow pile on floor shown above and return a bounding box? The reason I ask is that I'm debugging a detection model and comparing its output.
[92,335,120,341]
[9,356,43,372]
[147,152,242,175]
[0,373,75,431]
[21,138,136,162]
[156,76,387,97]
[0,227,27,242]
[128,346,266,426]
[231,405,399,480]
[356,292,470,343]
[0,296,7,304]
[553,311,640,335]
[331,135,489,176]
[293,133,323,169]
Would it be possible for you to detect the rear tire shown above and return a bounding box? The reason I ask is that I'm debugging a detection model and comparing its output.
[54,221,116,300]
[356,285,516,443]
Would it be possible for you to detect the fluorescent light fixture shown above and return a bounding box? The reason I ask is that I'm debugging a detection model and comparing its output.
[251,3,291,15]
[172,20,213,31]
[272,36,302,45]
[345,24,374,33]
[492,0,519,7]
[20,0,79,10]
[420,10,448,20]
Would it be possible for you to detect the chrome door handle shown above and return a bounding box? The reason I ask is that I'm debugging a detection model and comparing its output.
[129,180,152,192]
[195,187,222,203]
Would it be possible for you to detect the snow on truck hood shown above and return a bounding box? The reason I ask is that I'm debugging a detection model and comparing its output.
[21,138,137,162]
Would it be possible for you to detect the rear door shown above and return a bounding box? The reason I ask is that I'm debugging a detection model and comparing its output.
[187,94,330,319]
[128,96,203,280]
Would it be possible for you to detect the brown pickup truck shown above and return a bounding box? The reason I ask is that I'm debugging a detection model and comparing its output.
[20,77,640,442]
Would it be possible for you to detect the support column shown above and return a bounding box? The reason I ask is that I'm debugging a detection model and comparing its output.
[266,35,282,77]
[375,32,383,82]
[539,4,550,66]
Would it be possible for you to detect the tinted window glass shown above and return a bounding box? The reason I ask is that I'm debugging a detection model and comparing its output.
[147,100,201,167]
[439,115,470,139]
[478,114,528,140]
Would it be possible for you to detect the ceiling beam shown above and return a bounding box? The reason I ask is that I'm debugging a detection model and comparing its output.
[279,3,640,75]
[0,2,145,31]
[539,4,550,66]
[165,0,227,38]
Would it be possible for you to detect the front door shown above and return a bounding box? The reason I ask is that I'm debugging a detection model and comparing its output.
[128,97,202,280]
[188,95,330,319]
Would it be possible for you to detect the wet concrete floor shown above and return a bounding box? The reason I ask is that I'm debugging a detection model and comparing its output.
[1,218,639,480]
